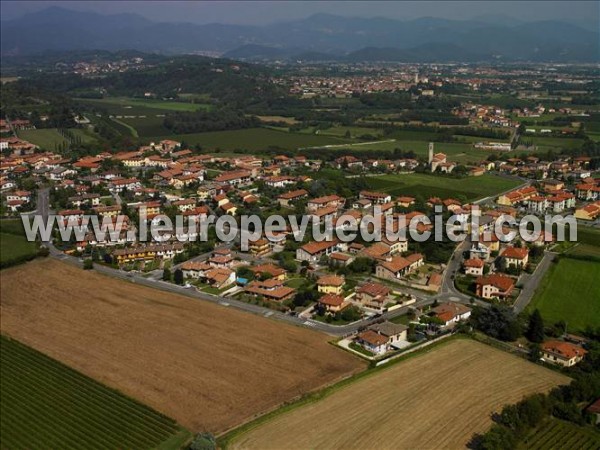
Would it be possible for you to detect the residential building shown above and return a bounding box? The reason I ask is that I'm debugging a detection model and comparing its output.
[475,274,515,299]
[317,275,345,295]
[541,340,587,367]
[463,258,485,276]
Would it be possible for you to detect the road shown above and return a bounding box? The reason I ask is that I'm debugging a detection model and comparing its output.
[35,188,440,336]
[37,181,549,337]
[512,251,557,313]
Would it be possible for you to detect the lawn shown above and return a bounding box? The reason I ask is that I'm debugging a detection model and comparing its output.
[0,259,364,433]
[366,173,521,201]
[225,339,568,450]
[0,336,190,450]
[17,129,68,150]
[528,258,600,332]
[519,418,600,450]
[149,127,353,151]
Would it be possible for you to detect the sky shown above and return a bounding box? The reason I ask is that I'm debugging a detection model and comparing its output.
[1,1,598,26]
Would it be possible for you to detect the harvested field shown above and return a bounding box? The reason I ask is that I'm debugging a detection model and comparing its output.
[228,339,569,450]
[0,259,364,433]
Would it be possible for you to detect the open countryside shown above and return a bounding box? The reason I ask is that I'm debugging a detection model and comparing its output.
[366,172,522,201]
[528,258,600,332]
[226,339,569,450]
[0,336,190,450]
[519,418,600,450]
[0,259,364,433]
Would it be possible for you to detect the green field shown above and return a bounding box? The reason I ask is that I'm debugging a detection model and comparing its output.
[0,220,38,268]
[77,97,211,112]
[17,129,69,150]
[78,97,212,137]
[16,128,99,150]
[526,135,585,151]
[528,258,600,332]
[150,127,353,151]
[366,173,521,201]
[519,418,600,450]
[0,336,190,450]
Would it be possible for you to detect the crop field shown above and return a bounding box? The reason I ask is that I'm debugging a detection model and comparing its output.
[519,418,600,450]
[0,336,190,450]
[150,127,353,151]
[366,172,521,201]
[0,259,364,433]
[528,258,600,332]
[226,339,568,450]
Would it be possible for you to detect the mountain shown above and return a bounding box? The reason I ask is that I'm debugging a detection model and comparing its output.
[2,7,598,62]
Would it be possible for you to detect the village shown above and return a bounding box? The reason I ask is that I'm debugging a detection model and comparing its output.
[2,129,597,362]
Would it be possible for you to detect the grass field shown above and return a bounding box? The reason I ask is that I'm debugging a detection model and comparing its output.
[345,139,513,164]
[0,336,190,450]
[16,128,99,149]
[0,259,364,433]
[0,219,37,268]
[150,127,353,151]
[526,135,585,151]
[226,339,568,450]
[366,173,521,201]
[17,128,69,150]
[77,97,210,112]
[528,258,600,332]
[519,418,600,450]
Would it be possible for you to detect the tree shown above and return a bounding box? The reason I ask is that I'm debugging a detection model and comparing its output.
[528,343,542,362]
[526,309,545,343]
[83,259,93,270]
[470,305,522,342]
[174,268,184,285]
[188,432,216,450]
[162,268,172,281]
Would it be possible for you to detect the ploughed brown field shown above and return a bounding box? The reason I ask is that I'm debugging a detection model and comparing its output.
[0,259,364,433]
[229,340,569,450]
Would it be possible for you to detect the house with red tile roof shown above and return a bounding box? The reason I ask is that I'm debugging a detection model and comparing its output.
[463,258,485,276]
[475,274,515,299]
[501,246,529,269]
[541,340,587,367]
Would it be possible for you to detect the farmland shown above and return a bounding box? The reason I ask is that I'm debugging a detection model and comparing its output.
[528,258,600,332]
[0,219,38,268]
[77,97,212,137]
[0,336,190,450]
[0,259,364,433]
[16,128,69,150]
[150,127,353,151]
[226,339,568,450]
[77,96,211,113]
[366,172,521,201]
[519,418,600,450]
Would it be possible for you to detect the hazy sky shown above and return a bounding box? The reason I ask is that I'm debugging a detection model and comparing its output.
[1,1,598,25]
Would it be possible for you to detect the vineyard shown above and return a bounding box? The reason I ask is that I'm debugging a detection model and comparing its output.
[520,419,600,450]
[0,336,190,450]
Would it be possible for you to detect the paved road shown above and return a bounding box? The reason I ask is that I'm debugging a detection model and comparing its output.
[513,251,557,313]
[38,185,535,336]
[36,188,439,336]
